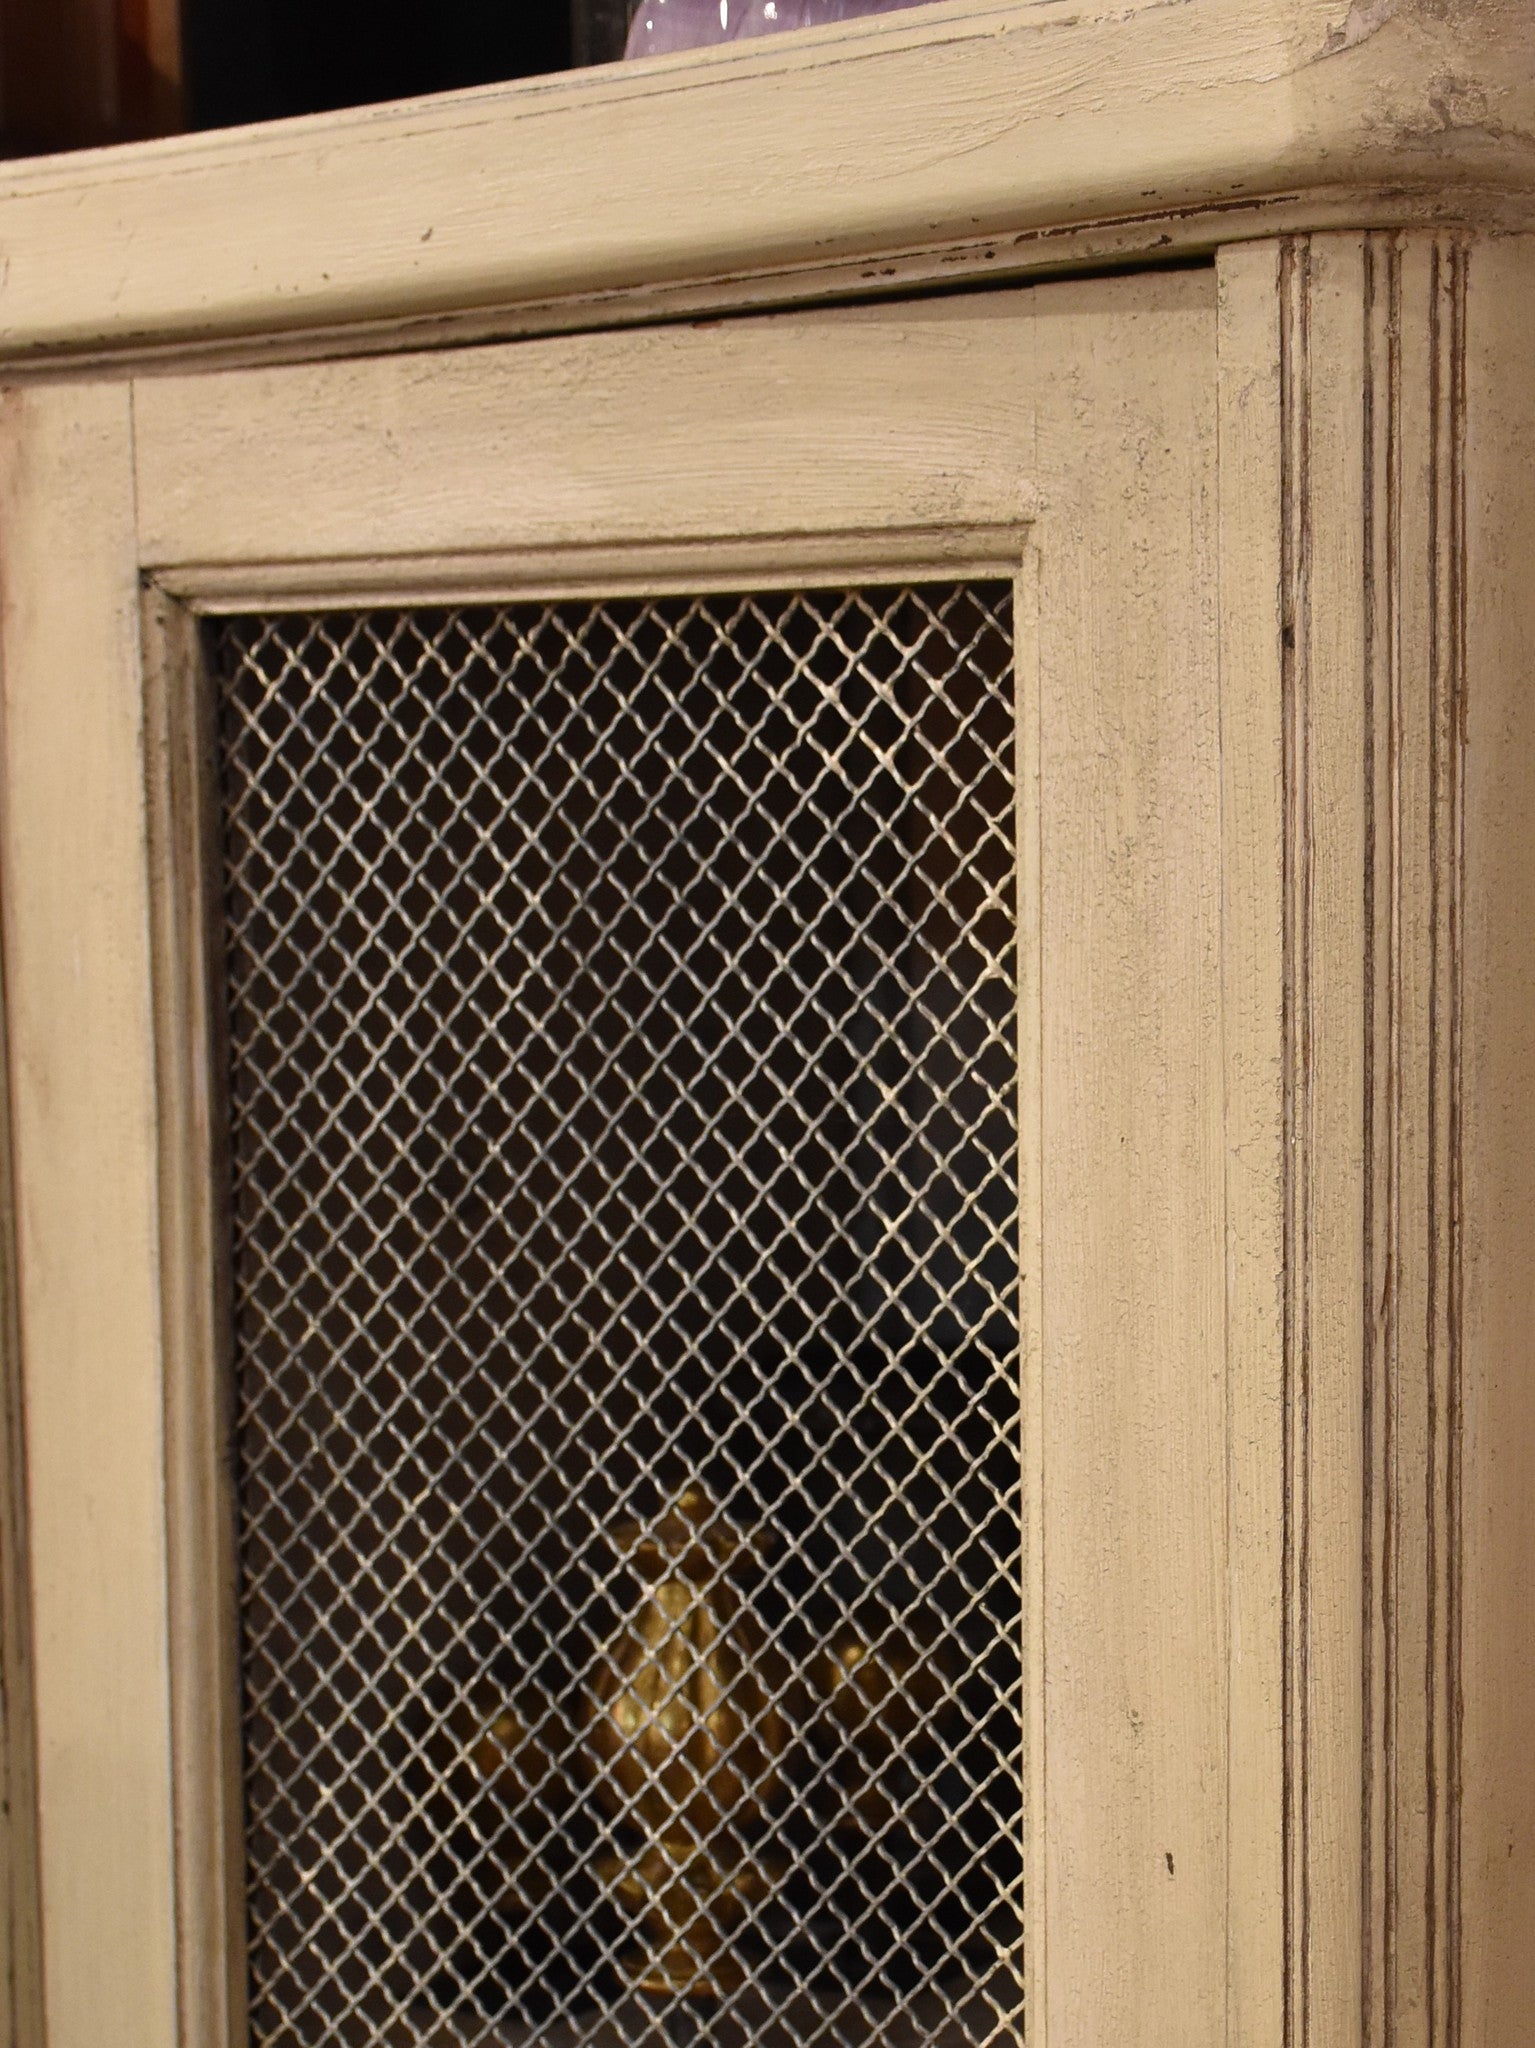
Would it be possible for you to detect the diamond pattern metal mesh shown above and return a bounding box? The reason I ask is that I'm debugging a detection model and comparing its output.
[211,585,1023,2048]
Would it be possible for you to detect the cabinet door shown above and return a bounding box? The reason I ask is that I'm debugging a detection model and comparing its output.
[0,271,1237,2048]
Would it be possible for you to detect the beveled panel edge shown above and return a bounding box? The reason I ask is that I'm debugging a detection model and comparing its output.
[140,588,249,2048]
[147,527,1035,613]
[139,534,1043,2048]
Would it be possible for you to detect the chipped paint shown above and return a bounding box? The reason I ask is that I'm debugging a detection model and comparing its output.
[1317,0,1401,57]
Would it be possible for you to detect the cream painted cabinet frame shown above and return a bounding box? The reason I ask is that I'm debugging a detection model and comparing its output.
[0,5,1532,2048]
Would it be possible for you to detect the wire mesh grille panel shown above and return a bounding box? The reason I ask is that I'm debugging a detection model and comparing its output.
[211,585,1023,2048]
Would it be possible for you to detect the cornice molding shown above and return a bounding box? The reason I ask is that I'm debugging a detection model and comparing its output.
[0,0,1529,369]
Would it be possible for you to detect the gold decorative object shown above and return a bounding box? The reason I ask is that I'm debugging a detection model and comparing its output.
[418,1491,963,2004]
[580,1483,796,1998]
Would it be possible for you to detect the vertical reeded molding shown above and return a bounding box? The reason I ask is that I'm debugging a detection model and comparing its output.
[1276,230,1467,2048]
[1278,230,1314,2048]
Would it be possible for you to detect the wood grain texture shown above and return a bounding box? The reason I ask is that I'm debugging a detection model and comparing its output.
[1216,236,1288,2048]
[127,271,1232,2045]
[0,860,43,2048]
[1283,230,1372,2048]
[1358,233,1466,2048]
[1029,272,1227,2048]
[3,165,1525,2043]
[141,589,247,2048]
[1457,234,1535,2048]
[0,379,181,2048]
[1263,227,1469,2048]
[0,0,1527,368]
[130,301,1049,570]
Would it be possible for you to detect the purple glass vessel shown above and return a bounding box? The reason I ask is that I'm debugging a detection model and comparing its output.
[625,0,947,61]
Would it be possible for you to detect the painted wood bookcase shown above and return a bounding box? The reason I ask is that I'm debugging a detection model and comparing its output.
[0,2,1532,2045]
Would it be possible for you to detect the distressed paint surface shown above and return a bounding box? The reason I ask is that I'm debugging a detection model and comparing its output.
[0,0,1525,365]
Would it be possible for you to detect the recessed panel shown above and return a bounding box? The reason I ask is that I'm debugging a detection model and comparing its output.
[210,586,1024,2046]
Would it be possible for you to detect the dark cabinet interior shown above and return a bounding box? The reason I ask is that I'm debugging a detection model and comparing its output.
[0,0,628,156]
[186,0,589,134]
